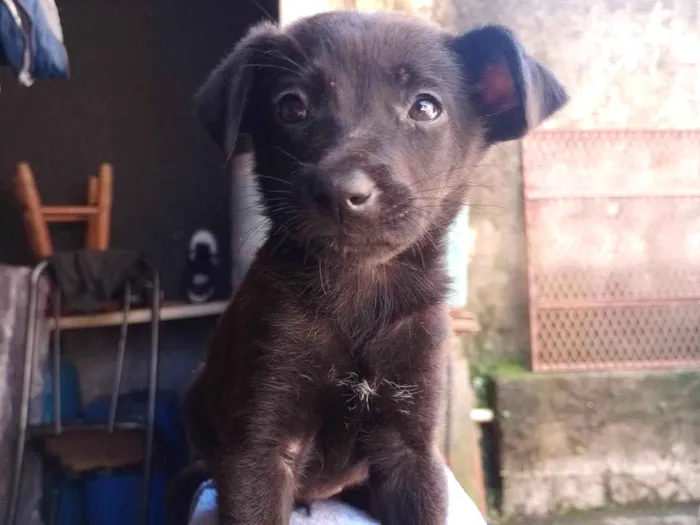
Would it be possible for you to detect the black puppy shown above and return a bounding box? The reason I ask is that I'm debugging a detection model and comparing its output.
[182,10,566,525]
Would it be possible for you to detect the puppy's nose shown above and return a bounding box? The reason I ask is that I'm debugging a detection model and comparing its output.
[312,170,378,216]
[340,170,376,210]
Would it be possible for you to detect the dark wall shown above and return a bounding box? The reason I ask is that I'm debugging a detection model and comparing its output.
[0,0,278,299]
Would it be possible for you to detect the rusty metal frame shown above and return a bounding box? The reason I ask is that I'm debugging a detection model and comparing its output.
[523,129,700,371]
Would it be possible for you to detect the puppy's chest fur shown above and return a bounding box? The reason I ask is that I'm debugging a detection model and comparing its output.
[304,350,421,428]
[328,368,419,416]
[263,273,450,428]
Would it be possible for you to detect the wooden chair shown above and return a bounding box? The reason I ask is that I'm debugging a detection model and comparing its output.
[14,162,113,260]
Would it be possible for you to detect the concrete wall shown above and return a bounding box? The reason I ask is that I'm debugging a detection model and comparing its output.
[496,371,700,519]
[440,0,700,366]
[443,2,700,518]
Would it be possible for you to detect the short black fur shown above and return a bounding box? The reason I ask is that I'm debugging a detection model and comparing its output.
[170,11,567,525]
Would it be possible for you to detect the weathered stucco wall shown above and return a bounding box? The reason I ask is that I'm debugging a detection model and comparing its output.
[496,371,700,518]
[440,2,700,515]
[442,0,700,366]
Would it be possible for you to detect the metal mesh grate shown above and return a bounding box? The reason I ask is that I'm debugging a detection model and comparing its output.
[523,130,700,371]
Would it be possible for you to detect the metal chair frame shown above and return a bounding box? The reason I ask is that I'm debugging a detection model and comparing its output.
[5,258,161,525]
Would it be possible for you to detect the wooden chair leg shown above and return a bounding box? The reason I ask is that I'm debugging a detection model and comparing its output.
[15,163,53,259]
[94,164,113,251]
[86,175,98,250]
[13,162,113,258]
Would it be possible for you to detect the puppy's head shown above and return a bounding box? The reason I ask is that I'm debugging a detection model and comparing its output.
[197,12,567,264]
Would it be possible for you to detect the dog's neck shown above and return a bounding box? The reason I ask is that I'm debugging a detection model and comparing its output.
[261,204,460,329]
[252,182,467,330]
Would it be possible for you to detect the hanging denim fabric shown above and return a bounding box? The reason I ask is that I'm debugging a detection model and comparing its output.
[0,0,69,86]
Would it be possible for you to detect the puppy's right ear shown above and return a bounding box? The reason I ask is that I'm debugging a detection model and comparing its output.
[195,22,280,159]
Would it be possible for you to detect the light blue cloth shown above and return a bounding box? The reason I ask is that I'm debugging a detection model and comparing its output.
[188,466,486,525]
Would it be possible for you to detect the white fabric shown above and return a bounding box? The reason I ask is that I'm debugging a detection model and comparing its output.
[188,466,486,525]
[0,265,49,525]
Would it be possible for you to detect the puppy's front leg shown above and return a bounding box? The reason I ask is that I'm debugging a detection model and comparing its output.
[214,440,297,525]
[370,436,447,525]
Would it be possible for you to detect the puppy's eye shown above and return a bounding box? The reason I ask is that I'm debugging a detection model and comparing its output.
[409,95,442,122]
[276,93,308,124]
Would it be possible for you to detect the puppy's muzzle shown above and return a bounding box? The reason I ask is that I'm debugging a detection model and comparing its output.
[308,169,380,222]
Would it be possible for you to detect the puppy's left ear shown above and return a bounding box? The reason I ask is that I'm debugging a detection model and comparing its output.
[195,22,280,160]
[452,25,568,144]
